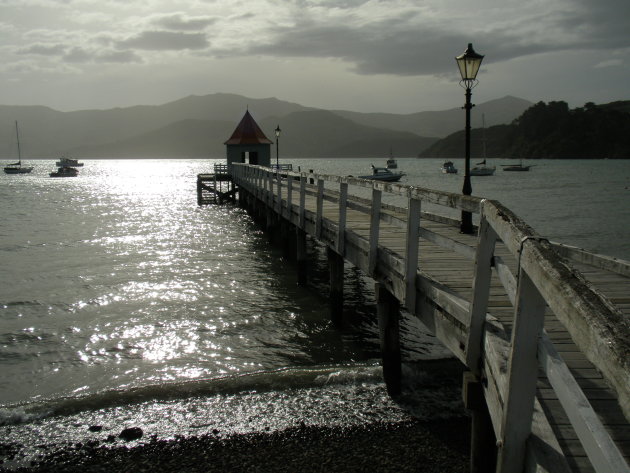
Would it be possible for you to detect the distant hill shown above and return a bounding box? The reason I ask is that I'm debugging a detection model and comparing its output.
[259,110,437,158]
[419,100,630,159]
[332,96,533,137]
[70,111,437,158]
[0,93,549,159]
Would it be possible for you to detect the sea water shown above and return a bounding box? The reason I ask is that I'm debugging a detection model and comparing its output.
[0,158,628,466]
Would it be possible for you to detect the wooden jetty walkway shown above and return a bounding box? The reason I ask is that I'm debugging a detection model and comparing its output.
[204,163,629,473]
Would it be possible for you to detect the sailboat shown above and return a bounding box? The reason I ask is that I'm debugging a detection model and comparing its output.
[3,121,33,174]
[501,158,534,172]
[470,114,495,176]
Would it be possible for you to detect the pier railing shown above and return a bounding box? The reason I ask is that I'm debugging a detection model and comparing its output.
[231,163,629,473]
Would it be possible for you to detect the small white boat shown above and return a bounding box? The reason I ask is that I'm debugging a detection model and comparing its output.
[358,165,405,182]
[56,156,83,167]
[442,161,458,174]
[3,121,33,175]
[50,166,79,178]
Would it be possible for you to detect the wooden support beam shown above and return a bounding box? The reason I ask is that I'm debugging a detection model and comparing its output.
[328,246,344,325]
[463,371,497,473]
[376,282,401,396]
[296,228,307,286]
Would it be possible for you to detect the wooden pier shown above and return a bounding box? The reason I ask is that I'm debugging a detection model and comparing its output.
[218,163,629,473]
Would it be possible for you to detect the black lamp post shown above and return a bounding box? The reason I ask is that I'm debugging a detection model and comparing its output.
[455,43,484,234]
[275,125,281,169]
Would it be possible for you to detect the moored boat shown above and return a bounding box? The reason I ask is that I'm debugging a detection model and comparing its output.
[442,161,458,174]
[56,156,84,167]
[386,158,398,169]
[50,166,79,178]
[502,159,533,171]
[358,165,405,182]
[3,121,33,174]
[470,159,496,176]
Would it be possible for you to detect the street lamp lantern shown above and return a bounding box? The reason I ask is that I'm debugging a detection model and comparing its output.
[455,43,484,234]
[274,125,281,169]
[455,43,484,83]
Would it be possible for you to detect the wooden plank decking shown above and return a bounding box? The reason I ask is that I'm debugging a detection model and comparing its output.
[230,164,630,473]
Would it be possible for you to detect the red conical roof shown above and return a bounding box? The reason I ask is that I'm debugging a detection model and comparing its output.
[224,110,273,145]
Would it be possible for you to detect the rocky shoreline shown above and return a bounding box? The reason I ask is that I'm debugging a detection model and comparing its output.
[2,418,471,472]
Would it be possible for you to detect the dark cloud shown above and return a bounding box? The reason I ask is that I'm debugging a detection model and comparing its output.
[153,14,216,31]
[243,1,629,77]
[117,31,209,50]
[19,44,66,56]
[63,47,91,63]
[97,50,143,63]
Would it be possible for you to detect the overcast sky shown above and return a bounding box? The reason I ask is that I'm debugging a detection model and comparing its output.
[1,0,628,113]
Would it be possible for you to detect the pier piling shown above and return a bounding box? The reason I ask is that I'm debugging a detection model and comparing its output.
[376,283,401,397]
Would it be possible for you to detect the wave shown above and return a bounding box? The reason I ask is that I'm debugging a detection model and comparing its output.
[0,362,386,425]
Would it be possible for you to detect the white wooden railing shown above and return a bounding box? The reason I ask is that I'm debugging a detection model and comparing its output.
[231,163,630,473]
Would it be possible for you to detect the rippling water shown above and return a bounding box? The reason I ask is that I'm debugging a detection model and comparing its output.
[0,158,628,465]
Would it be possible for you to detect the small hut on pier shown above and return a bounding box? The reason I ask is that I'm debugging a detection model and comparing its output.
[224,110,273,169]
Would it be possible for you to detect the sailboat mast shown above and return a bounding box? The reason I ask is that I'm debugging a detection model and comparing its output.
[15,121,22,165]
[481,113,486,164]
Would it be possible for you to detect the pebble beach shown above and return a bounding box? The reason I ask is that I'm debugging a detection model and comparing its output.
[3,418,471,472]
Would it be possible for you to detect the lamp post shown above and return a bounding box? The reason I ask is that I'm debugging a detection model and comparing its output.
[275,125,281,169]
[455,43,484,234]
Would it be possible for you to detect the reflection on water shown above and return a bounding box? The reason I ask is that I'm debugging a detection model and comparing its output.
[1,157,627,407]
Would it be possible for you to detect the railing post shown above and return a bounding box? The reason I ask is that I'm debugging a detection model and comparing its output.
[404,196,421,311]
[316,178,324,239]
[286,176,293,221]
[267,171,274,208]
[496,265,546,473]
[299,173,306,230]
[368,187,382,276]
[465,203,498,373]
[337,182,348,256]
[276,171,282,215]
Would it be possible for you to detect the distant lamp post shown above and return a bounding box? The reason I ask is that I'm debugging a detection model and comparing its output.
[455,43,484,234]
[275,125,281,169]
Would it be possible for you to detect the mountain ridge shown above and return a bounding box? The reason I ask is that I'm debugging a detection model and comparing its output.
[1,93,531,158]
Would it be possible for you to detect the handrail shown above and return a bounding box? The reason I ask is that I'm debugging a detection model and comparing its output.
[231,163,630,473]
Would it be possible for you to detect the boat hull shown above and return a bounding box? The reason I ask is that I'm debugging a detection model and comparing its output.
[502,165,531,171]
[4,166,33,174]
[470,167,495,176]
[50,167,79,178]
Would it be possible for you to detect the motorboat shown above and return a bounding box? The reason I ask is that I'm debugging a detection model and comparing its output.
[50,166,79,178]
[3,121,33,174]
[442,161,458,174]
[358,165,405,182]
[55,156,84,167]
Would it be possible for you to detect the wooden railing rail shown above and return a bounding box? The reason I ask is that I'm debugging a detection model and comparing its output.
[231,164,630,473]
